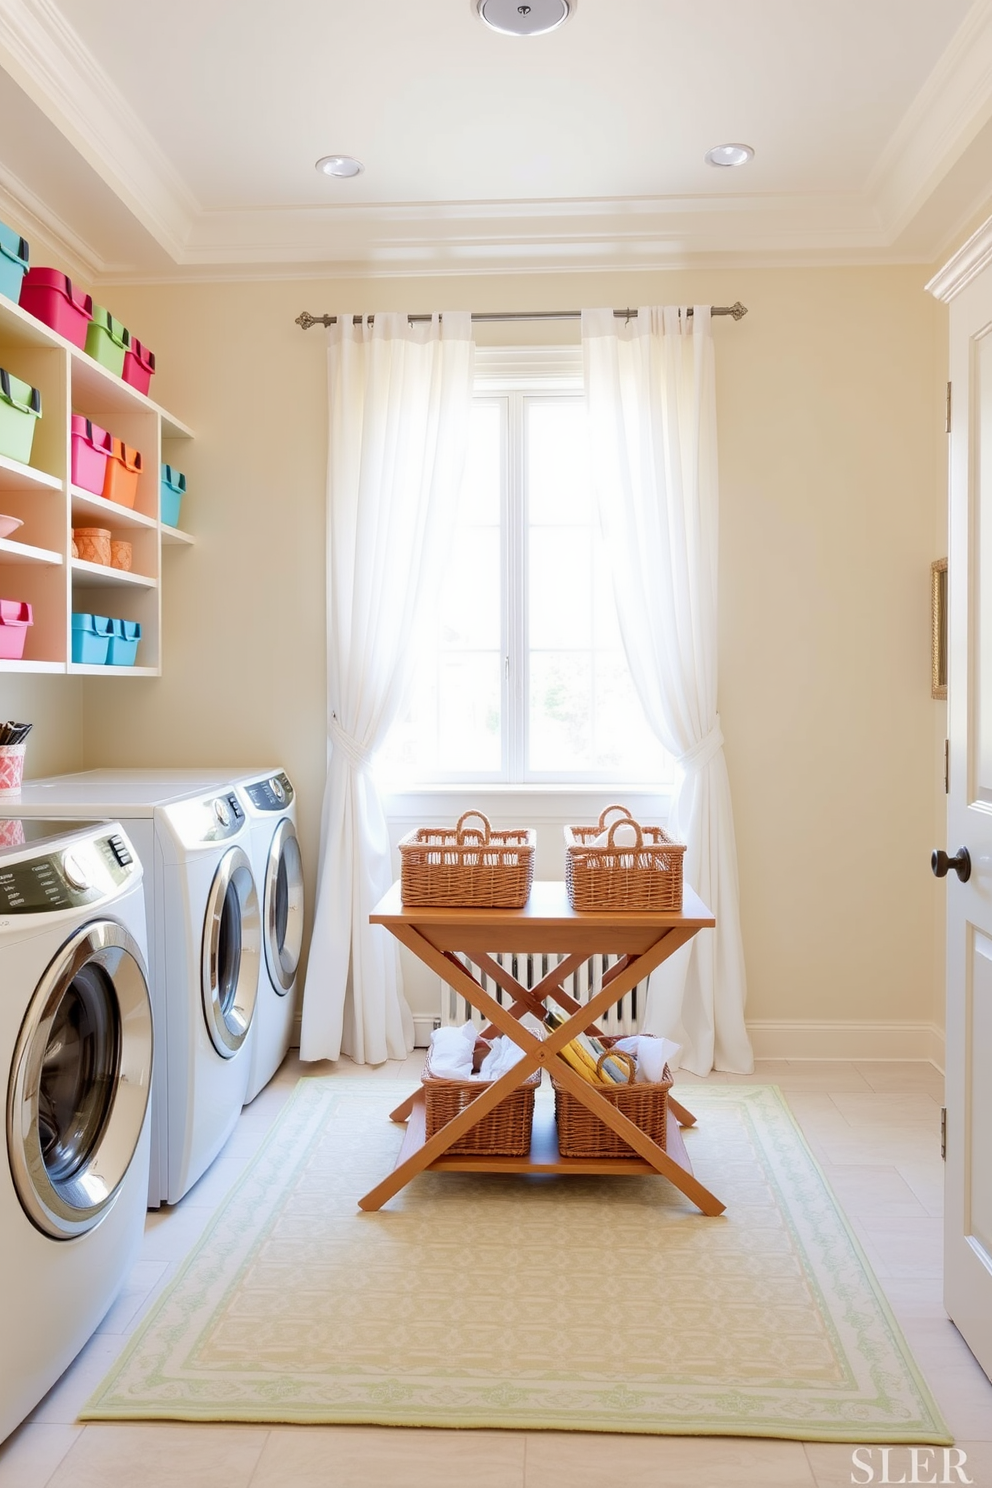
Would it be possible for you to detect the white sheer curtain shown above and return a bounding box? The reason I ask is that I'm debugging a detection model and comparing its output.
[300,312,474,1066]
[581,306,752,1075]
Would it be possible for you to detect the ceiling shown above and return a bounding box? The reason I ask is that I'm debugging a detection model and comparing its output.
[0,0,991,283]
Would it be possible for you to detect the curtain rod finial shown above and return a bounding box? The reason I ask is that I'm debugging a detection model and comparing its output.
[729,301,748,321]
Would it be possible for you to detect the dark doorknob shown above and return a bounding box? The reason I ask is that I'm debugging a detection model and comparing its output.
[932,847,972,882]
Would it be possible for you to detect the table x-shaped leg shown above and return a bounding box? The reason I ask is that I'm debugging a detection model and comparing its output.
[361,922,723,1215]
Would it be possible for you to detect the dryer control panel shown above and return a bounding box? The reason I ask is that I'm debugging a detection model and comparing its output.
[0,828,139,915]
[165,792,247,847]
[245,773,294,811]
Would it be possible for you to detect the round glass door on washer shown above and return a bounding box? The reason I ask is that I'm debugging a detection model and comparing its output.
[0,818,153,1445]
[9,920,152,1238]
[202,843,261,1058]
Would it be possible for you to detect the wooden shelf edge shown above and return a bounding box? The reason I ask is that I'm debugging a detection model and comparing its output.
[160,523,194,547]
[0,453,62,491]
[70,557,158,589]
[0,658,66,673]
[0,537,63,566]
[67,663,160,677]
[69,486,158,530]
[393,1090,693,1178]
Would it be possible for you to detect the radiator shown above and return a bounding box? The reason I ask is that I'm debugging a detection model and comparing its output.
[438,952,644,1036]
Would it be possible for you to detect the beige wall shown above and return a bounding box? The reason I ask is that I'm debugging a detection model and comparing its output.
[6,261,948,1045]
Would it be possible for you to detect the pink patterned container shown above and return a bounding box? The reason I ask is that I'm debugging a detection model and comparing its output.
[70,416,112,494]
[0,744,26,796]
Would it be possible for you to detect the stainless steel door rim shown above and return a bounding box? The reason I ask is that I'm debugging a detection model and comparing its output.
[7,920,152,1239]
[264,819,304,995]
[201,845,260,1057]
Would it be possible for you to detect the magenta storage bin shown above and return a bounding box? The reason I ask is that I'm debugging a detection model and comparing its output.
[19,268,93,349]
[0,599,32,661]
[71,415,112,494]
[122,335,156,396]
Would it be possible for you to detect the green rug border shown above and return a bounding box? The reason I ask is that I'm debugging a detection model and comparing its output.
[81,1078,952,1444]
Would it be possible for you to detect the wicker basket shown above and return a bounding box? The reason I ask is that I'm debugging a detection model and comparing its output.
[422,1041,540,1156]
[399,810,536,908]
[564,804,685,912]
[552,1034,672,1159]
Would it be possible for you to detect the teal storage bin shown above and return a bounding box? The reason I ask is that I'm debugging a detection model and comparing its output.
[71,612,113,665]
[107,617,141,666]
[0,222,28,304]
[85,305,128,377]
[0,369,42,464]
[160,464,186,527]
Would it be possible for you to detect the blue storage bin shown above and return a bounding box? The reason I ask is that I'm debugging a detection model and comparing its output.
[160,464,186,528]
[0,221,28,304]
[71,612,113,665]
[107,617,141,666]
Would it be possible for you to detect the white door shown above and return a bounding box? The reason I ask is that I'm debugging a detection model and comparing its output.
[937,249,992,1379]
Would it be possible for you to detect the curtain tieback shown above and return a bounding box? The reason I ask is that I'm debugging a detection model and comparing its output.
[329,715,374,772]
[677,723,724,774]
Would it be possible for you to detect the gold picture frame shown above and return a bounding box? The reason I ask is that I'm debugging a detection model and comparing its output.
[932,558,948,700]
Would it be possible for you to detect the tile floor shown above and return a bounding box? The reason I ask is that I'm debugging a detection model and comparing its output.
[2,1056,991,1488]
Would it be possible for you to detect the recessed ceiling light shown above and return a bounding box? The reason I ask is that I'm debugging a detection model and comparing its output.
[704,143,754,169]
[315,155,364,178]
[477,0,573,37]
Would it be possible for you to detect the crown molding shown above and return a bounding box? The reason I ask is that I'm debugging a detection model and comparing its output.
[926,212,992,300]
[0,0,196,258]
[0,156,105,280]
[869,0,992,239]
[2,1,992,279]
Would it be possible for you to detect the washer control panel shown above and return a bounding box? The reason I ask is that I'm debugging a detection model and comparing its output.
[0,829,139,915]
[245,772,294,812]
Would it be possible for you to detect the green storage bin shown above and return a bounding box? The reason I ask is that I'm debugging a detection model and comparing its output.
[85,305,128,377]
[0,368,42,465]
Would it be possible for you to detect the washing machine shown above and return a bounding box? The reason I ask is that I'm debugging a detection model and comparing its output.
[2,773,261,1206]
[233,771,304,1103]
[0,817,152,1443]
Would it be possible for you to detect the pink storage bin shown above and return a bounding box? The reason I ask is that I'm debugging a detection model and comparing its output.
[19,268,92,349]
[71,415,112,494]
[122,335,156,396]
[0,599,32,660]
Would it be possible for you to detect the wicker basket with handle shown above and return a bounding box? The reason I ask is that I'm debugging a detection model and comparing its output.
[422,1039,541,1156]
[399,809,536,908]
[564,804,685,912]
[552,1034,673,1159]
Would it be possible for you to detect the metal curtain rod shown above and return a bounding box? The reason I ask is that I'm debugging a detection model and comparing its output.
[295,302,748,330]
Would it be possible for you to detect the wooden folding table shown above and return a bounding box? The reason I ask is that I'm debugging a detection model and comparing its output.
[361,880,723,1215]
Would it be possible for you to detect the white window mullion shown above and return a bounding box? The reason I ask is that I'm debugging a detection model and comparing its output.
[506,391,526,783]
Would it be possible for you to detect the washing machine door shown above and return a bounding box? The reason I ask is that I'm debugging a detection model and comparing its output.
[264,820,304,994]
[201,845,260,1058]
[7,920,152,1240]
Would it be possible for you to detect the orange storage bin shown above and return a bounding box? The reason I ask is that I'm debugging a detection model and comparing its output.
[102,438,142,509]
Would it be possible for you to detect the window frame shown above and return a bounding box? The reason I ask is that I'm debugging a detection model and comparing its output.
[376,344,674,793]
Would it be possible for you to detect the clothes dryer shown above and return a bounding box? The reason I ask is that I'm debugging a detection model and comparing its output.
[2,773,260,1206]
[233,771,304,1102]
[155,792,261,1201]
[0,818,152,1443]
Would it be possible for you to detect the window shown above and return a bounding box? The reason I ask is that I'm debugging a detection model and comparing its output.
[378,349,673,787]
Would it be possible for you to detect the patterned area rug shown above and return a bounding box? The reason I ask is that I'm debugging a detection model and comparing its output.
[84,1079,950,1441]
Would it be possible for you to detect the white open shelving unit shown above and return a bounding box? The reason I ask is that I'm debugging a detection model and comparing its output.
[0,289,193,675]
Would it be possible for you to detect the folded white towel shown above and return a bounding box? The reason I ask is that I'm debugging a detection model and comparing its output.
[614,1034,681,1084]
[428,1021,477,1080]
[479,1035,528,1080]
